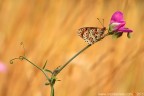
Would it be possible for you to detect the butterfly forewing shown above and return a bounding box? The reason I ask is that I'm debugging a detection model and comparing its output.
[78,27,106,44]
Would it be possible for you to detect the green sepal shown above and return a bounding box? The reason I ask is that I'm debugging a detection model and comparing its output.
[127,32,131,38]
[112,32,123,39]
[108,28,114,35]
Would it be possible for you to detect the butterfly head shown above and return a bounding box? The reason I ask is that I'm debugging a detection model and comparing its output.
[101,27,106,32]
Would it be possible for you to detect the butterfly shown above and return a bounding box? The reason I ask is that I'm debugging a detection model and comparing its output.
[77,19,106,45]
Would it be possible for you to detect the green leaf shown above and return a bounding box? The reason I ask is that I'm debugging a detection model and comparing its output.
[127,33,131,38]
[45,69,53,74]
[42,60,47,69]
[57,79,61,81]
[45,82,50,85]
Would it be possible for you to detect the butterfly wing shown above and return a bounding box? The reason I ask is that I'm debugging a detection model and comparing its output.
[78,27,97,44]
[78,26,106,44]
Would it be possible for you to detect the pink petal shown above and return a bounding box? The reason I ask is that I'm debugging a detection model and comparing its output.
[109,11,133,33]
[118,27,133,32]
[109,22,125,31]
[116,22,125,30]
[110,11,125,23]
[0,62,7,73]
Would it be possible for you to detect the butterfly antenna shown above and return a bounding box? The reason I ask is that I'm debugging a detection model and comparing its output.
[103,19,104,27]
[97,18,104,27]
[20,42,26,56]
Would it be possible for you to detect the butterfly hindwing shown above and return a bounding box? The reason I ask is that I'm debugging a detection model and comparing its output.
[78,27,105,44]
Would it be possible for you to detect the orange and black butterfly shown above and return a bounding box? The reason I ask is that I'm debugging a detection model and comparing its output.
[77,19,106,45]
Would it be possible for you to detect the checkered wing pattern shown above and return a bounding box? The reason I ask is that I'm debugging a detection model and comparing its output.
[78,27,105,44]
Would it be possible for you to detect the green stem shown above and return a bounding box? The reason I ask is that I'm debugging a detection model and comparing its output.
[55,44,91,76]
[21,56,51,82]
[50,85,54,96]
[55,32,110,76]
[10,56,53,95]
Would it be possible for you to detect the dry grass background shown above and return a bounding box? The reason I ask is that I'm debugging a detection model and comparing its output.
[0,0,144,96]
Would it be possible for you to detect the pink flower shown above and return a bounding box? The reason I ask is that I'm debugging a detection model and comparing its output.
[0,62,7,73]
[109,11,133,33]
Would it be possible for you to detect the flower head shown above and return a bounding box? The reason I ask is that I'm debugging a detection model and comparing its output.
[109,11,133,38]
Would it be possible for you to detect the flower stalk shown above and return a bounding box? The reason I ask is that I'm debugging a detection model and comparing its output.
[50,85,54,96]
[54,32,111,76]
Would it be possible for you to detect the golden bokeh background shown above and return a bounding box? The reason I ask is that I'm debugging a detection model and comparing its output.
[0,0,144,96]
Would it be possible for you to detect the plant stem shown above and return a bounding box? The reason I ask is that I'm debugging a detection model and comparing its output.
[10,32,110,96]
[50,85,54,96]
[10,56,54,95]
[56,44,91,75]
[55,32,110,76]
[22,56,51,82]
